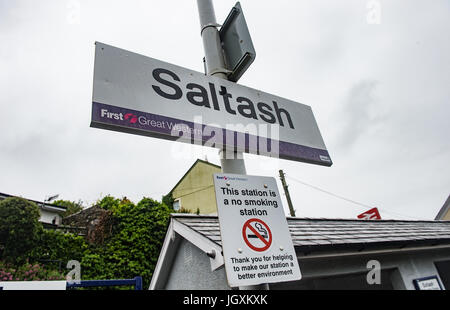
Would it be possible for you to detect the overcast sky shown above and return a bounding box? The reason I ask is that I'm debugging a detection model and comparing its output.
[1,0,449,220]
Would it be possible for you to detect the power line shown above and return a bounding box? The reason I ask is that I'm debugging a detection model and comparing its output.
[285,175,427,221]
[175,185,214,199]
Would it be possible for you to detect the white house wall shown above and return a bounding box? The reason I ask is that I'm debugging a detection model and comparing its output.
[162,239,450,290]
[39,209,62,225]
[164,239,231,290]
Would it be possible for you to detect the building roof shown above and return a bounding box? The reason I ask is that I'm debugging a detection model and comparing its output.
[435,194,450,220]
[173,214,450,252]
[168,159,221,194]
[0,192,67,213]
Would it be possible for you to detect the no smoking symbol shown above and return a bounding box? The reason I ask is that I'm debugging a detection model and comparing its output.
[242,218,272,252]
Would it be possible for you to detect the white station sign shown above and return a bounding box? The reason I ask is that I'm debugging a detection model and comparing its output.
[213,173,301,287]
[91,42,332,166]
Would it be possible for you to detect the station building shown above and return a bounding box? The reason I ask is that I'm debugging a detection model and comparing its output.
[150,214,450,290]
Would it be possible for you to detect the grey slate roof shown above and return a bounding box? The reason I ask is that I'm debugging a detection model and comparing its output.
[0,192,67,212]
[173,214,450,252]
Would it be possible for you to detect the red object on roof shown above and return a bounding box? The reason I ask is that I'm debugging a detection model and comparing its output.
[357,207,381,220]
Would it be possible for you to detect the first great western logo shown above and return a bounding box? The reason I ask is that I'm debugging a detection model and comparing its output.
[99,108,188,133]
[100,109,139,125]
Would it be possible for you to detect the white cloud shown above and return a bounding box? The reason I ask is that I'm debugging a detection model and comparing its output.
[0,0,448,220]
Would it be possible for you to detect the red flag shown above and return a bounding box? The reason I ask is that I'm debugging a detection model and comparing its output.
[357,207,381,220]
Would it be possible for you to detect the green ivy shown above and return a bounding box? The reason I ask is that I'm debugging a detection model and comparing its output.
[96,195,121,212]
[1,195,171,289]
[80,197,171,289]
[29,229,88,267]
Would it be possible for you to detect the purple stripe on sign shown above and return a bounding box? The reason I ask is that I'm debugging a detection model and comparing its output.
[90,102,332,166]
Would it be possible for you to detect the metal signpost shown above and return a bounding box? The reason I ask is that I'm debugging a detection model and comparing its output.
[213,173,302,288]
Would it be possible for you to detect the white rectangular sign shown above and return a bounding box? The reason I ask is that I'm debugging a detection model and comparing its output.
[213,173,301,287]
[413,276,443,290]
[0,281,67,290]
[91,42,332,166]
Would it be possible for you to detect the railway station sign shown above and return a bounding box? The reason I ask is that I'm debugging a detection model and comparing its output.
[91,42,332,166]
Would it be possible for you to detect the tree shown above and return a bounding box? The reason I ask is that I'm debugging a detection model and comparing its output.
[0,197,42,264]
[162,192,175,210]
[53,199,84,217]
[96,195,121,212]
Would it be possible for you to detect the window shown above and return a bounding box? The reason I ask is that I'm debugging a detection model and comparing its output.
[173,199,181,211]
[435,260,450,290]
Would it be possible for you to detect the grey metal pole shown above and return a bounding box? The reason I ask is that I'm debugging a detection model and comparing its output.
[196,0,268,290]
[197,0,226,79]
[196,0,246,173]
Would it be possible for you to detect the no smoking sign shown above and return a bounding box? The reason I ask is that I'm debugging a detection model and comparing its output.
[242,218,272,252]
[213,173,302,287]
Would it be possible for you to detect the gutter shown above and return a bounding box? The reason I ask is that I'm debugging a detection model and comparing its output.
[297,243,450,260]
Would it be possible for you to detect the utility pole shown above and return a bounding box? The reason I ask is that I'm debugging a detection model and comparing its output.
[279,170,296,217]
[196,0,265,290]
